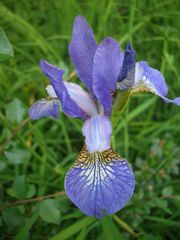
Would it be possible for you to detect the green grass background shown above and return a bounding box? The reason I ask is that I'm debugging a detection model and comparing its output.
[0,0,180,239]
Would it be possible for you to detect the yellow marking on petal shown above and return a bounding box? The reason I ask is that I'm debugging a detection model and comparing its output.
[75,145,122,167]
[130,86,150,96]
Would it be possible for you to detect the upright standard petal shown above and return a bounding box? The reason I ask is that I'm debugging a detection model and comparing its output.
[133,61,180,106]
[93,38,123,115]
[117,43,136,90]
[65,146,135,219]
[82,115,112,153]
[40,60,87,119]
[69,16,98,93]
[29,99,60,119]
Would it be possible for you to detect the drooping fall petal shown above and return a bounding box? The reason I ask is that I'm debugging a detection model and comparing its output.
[29,99,60,119]
[65,146,135,219]
[133,61,180,105]
[40,60,88,119]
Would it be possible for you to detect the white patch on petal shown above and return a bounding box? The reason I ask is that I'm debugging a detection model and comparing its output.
[142,76,146,82]
[64,82,98,116]
[134,62,144,85]
[46,85,57,98]
[82,115,112,153]
[133,62,158,94]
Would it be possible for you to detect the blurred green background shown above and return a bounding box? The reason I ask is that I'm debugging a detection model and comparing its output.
[0,0,180,239]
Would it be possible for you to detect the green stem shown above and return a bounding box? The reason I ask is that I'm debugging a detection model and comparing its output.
[111,135,116,150]
[111,90,131,130]
[124,104,130,158]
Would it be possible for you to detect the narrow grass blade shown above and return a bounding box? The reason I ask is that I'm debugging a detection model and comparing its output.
[15,210,39,240]
[101,216,124,240]
[115,97,156,134]
[113,215,139,238]
[145,216,180,227]
[50,217,95,240]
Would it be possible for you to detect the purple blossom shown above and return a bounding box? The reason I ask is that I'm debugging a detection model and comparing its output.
[29,15,179,218]
[117,45,180,105]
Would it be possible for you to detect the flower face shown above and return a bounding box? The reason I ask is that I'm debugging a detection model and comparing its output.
[29,15,179,218]
[65,146,134,219]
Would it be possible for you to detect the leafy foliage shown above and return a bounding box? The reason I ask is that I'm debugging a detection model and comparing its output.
[6,99,25,124]
[0,27,13,61]
[39,199,61,224]
[0,0,180,239]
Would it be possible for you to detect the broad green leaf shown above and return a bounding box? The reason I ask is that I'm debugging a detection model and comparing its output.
[50,217,95,240]
[39,199,61,224]
[12,175,29,199]
[5,148,31,165]
[26,184,36,198]
[155,199,172,215]
[162,186,173,196]
[0,161,7,172]
[7,184,35,199]
[6,98,25,124]
[2,207,25,227]
[0,27,13,61]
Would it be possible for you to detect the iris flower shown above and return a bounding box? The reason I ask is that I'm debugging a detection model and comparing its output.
[29,16,180,218]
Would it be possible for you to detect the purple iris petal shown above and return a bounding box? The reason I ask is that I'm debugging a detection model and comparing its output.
[65,146,135,219]
[117,43,136,90]
[82,115,112,153]
[40,60,87,119]
[135,61,168,96]
[64,82,98,117]
[46,83,98,116]
[156,95,180,106]
[29,99,60,119]
[93,38,123,115]
[134,61,180,105]
[69,16,98,94]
